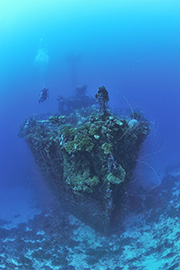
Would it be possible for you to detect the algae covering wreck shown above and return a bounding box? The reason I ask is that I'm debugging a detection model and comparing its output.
[19,86,150,234]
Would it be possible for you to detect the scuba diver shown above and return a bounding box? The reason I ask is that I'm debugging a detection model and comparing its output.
[39,87,48,103]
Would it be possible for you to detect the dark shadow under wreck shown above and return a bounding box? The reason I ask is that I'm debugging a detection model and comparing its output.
[19,86,150,234]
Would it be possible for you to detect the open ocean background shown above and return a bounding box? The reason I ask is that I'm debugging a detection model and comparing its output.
[0,1,180,269]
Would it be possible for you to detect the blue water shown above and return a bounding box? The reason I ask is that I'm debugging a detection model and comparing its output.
[0,1,180,269]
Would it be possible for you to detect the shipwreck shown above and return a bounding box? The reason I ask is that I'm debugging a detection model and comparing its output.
[19,86,150,234]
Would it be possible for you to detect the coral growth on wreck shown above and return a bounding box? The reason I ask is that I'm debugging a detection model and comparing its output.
[19,101,149,195]
[19,86,150,233]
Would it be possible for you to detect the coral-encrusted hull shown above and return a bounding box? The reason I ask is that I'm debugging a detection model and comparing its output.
[19,107,149,234]
[28,139,124,234]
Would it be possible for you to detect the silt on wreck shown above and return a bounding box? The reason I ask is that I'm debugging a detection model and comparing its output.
[19,86,150,234]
